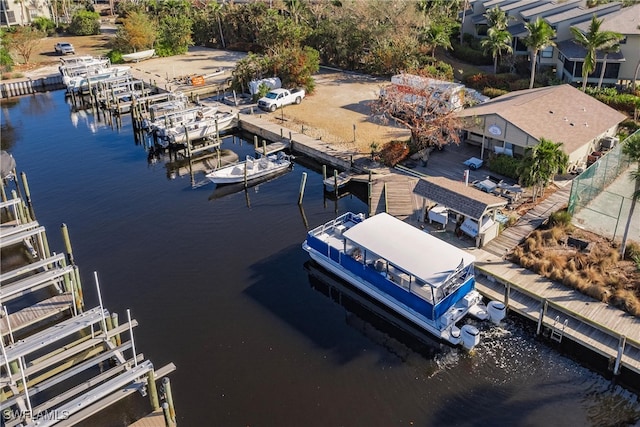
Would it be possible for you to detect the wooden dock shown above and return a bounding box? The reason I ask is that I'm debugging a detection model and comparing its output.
[474,249,640,375]
[1,177,177,426]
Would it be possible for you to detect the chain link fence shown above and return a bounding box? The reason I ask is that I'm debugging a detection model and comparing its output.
[568,130,639,240]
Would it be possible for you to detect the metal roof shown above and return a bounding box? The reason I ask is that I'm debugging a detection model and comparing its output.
[556,39,626,61]
[342,212,475,286]
[413,176,507,221]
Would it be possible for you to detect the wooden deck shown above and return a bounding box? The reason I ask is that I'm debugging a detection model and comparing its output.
[482,183,572,257]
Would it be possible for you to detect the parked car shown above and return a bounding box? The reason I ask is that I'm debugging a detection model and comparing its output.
[55,42,75,55]
[258,88,305,112]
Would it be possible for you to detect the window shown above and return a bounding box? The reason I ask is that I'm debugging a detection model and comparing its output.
[541,46,554,58]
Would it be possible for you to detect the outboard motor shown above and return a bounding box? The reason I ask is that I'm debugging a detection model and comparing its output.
[487,301,507,325]
[460,324,480,350]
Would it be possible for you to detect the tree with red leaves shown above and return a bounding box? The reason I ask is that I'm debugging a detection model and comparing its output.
[370,72,463,155]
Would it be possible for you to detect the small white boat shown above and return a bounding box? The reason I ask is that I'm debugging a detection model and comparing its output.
[206,153,292,185]
[122,49,155,63]
[67,66,132,94]
[161,112,235,145]
[151,106,218,136]
[303,212,506,350]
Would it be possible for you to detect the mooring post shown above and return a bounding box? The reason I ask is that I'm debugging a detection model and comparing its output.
[504,282,511,308]
[162,402,172,427]
[536,299,548,335]
[61,223,84,311]
[322,165,327,182]
[244,161,248,188]
[614,335,627,375]
[147,370,160,411]
[262,140,267,156]
[111,312,121,346]
[162,377,176,422]
[20,172,34,221]
[333,169,338,196]
[383,182,388,213]
[298,172,307,205]
[254,135,258,150]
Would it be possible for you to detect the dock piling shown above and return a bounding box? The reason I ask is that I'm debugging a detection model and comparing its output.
[614,335,627,375]
[298,172,307,205]
[537,299,548,335]
[162,377,176,423]
[111,312,121,346]
[147,369,160,411]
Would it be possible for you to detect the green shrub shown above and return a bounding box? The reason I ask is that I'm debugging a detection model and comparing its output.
[463,72,518,91]
[624,241,640,261]
[31,17,56,36]
[450,41,492,66]
[68,10,101,35]
[106,50,124,64]
[482,87,508,98]
[487,154,520,179]
[585,87,640,116]
[549,210,572,227]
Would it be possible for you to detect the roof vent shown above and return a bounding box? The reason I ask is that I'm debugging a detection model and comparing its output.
[570,123,575,126]
[563,117,568,121]
[582,107,586,112]
[585,122,588,127]
[549,110,554,114]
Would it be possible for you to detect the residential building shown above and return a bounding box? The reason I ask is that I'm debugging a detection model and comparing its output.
[462,0,637,88]
[1,0,52,27]
[556,3,640,87]
[456,84,626,167]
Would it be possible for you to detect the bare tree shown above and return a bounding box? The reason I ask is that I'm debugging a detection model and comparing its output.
[370,73,463,155]
[5,27,44,64]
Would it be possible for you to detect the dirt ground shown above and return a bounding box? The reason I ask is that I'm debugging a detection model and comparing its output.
[13,32,412,154]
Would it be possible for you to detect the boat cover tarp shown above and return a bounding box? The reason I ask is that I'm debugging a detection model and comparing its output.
[1,151,16,179]
[343,213,474,287]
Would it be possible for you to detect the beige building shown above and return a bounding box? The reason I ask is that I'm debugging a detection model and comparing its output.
[556,3,640,88]
[1,0,52,26]
[463,0,639,88]
[457,84,626,167]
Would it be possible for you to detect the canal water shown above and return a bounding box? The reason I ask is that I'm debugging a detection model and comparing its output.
[2,91,639,427]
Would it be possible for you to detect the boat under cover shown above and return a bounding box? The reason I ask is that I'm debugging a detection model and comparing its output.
[302,212,505,349]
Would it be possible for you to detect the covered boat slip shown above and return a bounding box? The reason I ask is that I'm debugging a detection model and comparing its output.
[305,212,476,322]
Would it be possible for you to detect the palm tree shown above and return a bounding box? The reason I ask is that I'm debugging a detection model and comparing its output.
[518,138,568,202]
[620,132,640,258]
[597,41,620,89]
[420,23,453,58]
[481,27,513,74]
[570,15,623,91]
[484,6,509,31]
[523,18,556,89]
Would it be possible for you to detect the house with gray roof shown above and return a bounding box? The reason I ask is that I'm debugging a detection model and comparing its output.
[556,3,640,87]
[462,0,637,88]
[456,84,626,167]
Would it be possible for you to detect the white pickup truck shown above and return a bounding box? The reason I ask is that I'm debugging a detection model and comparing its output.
[55,42,75,55]
[258,88,305,112]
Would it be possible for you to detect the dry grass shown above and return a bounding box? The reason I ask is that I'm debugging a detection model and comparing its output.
[513,220,640,318]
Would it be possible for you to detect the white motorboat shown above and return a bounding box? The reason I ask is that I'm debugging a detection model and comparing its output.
[303,212,506,350]
[150,106,218,136]
[66,66,132,94]
[122,49,156,63]
[160,112,235,145]
[206,152,292,185]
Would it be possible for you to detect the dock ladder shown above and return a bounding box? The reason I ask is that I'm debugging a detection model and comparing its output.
[550,316,568,343]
